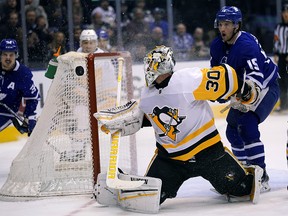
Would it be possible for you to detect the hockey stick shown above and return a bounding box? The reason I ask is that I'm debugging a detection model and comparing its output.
[220,102,238,113]
[106,57,144,189]
[0,102,29,133]
[0,102,27,124]
[220,72,248,114]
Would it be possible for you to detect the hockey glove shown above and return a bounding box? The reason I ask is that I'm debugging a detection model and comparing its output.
[231,80,261,112]
[94,99,144,136]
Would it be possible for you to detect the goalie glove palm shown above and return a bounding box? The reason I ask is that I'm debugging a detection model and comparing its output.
[94,99,144,136]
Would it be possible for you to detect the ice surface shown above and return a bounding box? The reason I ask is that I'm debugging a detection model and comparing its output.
[0,114,287,215]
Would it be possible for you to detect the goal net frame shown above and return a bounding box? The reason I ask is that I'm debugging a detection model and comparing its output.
[0,51,137,200]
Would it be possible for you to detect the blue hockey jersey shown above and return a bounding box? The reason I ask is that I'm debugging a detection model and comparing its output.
[210,31,278,89]
[0,60,40,119]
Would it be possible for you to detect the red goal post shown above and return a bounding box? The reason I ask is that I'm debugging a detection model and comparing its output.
[87,52,137,182]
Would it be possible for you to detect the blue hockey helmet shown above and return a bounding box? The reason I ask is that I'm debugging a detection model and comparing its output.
[97,30,109,40]
[0,39,18,53]
[214,6,242,28]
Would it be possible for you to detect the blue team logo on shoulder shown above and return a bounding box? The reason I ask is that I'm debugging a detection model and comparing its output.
[149,106,186,141]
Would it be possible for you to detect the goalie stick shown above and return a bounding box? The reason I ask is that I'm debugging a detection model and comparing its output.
[106,57,144,189]
[220,101,238,113]
[220,72,248,114]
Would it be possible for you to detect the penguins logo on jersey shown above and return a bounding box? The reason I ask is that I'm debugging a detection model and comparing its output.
[149,106,186,141]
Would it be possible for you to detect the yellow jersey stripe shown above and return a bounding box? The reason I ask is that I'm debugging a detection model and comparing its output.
[162,118,215,149]
[171,133,221,161]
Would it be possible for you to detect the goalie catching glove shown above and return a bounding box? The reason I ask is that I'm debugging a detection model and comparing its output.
[93,99,144,136]
[230,80,261,113]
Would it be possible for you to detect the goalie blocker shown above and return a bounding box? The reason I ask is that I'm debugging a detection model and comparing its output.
[94,172,162,214]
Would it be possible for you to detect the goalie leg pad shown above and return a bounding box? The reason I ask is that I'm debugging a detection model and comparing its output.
[118,173,162,214]
[94,173,118,206]
[94,172,162,214]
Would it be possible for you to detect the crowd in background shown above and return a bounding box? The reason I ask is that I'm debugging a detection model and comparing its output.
[0,0,213,68]
[0,0,278,69]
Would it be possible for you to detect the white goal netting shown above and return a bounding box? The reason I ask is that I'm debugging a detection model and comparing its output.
[0,52,137,200]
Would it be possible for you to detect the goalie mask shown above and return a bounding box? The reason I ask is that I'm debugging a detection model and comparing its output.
[144,45,175,87]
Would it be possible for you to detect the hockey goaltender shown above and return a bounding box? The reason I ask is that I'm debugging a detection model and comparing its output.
[93,46,263,213]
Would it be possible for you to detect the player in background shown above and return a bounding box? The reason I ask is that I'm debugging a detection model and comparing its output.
[273,2,288,114]
[94,46,263,211]
[76,29,104,54]
[97,29,113,52]
[0,39,40,135]
[210,6,280,193]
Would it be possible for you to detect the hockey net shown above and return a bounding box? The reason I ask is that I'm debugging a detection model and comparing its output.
[0,51,137,200]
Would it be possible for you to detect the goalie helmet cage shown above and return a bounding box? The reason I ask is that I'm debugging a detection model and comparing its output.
[0,51,137,200]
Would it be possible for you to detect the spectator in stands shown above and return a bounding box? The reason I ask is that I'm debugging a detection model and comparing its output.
[173,23,194,61]
[47,31,67,58]
[72,0,84,29]
[25,0,48,28]
[34,15,52,41]
[72,0,83,17]
[77,29,104,54]
[0,0,20,25]
[27,30,48,68]
[206,29,218,46]
[44,0,67,33]
[73,13,85,30]
[133,0,154,23]
[191,27,210,59]
[91,0,116,28]
[66,26,82,51]
[25,7,37,32]
[89,10,112,33]
[149,7,169,40]
[0,11,21,40]
[124,7,150,50]
[34,15,53,53]
[146,26,168,51]
[120,1,131,32]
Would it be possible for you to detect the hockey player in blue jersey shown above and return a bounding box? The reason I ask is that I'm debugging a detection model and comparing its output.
[0,39,40,135]
[210,6,280,193]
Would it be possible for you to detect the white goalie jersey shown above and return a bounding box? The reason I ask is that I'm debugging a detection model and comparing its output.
[139,64,239,161]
